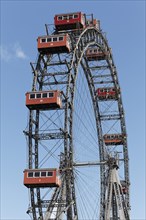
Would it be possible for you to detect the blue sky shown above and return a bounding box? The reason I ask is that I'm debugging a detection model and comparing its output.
[0,1,145,219]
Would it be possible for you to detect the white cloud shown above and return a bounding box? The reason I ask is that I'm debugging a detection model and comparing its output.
[14,43,27,59]
[0,45,12,62]
[0,43,28,62]
[16,49,27,59]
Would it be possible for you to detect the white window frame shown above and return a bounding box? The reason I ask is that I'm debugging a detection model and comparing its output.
[57,16,63,20]
[47,171,53,177]
[48,92,54,98]
[59,36,64,41]
[41,38,47,43]
[40,171,47,177]
[29,93,36,99]
[47,37,52,42]
[27,172,34,178]
[42,93,48,98]
[34,171,40,178]
[36,93,42,99]
[73,14,79,19]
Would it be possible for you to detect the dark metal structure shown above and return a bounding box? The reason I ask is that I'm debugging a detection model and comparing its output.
[24,12,130,220]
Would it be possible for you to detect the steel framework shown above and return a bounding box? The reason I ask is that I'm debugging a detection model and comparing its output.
[24,13,130,220]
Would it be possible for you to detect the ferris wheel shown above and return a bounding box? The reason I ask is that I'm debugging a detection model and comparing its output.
[23,12,130,220]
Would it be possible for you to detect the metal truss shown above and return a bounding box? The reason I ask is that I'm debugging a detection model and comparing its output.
[24,15,130,220]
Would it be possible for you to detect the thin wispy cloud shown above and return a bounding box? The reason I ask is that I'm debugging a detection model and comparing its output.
[14,43,27,59]
[0,43,28,62]
[0,45,12,62]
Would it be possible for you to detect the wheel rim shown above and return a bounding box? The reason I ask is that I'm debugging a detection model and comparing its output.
[24,26,130,220]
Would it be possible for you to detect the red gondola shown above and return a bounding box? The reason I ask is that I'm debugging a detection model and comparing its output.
[86,48,109,61]
[23,168,61,188]
[37,34,71,54]
[54,12,85,31]
[25,90,62,110]
[103,134,125,146]
[97,87,118,100]
[86,19,100,29]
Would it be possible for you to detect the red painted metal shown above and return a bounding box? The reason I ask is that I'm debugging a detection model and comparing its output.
[23,168,61,188]
[103,134,125,146]
[97,87,117,100]
[86,48,109,61]
[54,12,85,30]
[37,34,71,54]
[25,90,62,110]
[86,19,100,29]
